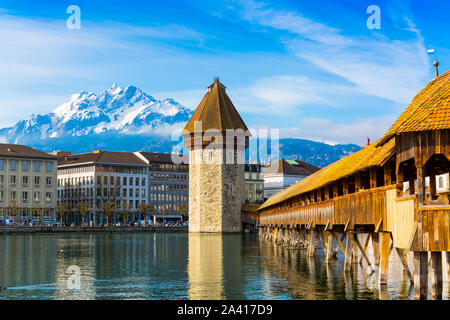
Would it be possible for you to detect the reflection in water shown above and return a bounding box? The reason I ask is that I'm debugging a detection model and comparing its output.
[188,233,224,299]
[0,233,448,300]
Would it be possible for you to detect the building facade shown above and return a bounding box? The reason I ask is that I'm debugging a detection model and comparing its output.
[57,151,148,224]
[244,164,264,204]
[263,159,320,199]
[135,152,189,222]
[0,144,57,222]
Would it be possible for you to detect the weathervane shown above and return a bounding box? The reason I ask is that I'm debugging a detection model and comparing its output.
[427,48,439,78]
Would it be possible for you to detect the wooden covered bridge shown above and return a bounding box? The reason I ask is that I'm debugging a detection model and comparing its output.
[257,70,450,299]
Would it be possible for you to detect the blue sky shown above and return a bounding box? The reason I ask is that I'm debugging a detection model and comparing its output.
[0,0,448,145]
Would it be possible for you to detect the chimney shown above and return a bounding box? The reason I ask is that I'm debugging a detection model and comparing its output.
[365,137,370,147]
[56,151,72,158]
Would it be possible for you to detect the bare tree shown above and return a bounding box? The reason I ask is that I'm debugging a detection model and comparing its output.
[138,202,154,226]
[94,173,122,226]
[77,201,90,226]
[56,202,70,226]
[121,202,133,226]
[7,201,19,225]
[177,204,188,223]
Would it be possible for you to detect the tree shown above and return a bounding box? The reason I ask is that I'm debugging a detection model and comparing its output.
[7,201,19,225]
[95,174,121,226]
[32,208,45,225]
[121,202,132,226]
[56,202,70,226]
[160,207,168,225]
[98,201,115,226]
[77,201,90,226]
[138,202,154,227]
[177,204,188,223]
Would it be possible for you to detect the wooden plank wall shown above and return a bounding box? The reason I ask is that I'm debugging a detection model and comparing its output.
[418,207,450,251]
[385,188,416,249]
[397,130,450,167]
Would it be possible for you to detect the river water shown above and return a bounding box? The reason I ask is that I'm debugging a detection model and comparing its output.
[0,233,448,300]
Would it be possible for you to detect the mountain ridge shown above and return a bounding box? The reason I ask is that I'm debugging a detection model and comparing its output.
[0,85,362,168]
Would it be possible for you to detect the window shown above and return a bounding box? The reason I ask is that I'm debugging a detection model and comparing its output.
[0,175,3,185]
[11,191,16,201]
[23,160,29,171]
[10,160,16,171]
[45,192,51,202]
[123,188,127,197]
[130,177,133,185]
[34,176,40,186]
[141,189,146,197]
[135,189,139,197]
[34,161,40,172]
[0,159,4,170]
[129,188,133,197]
[46,161,52,172]
[136,177,139,186]
[34,192,40,202]
[0,191,3,201]
[123,177,127,186]
[11,175,16,186]
[23,176,28,186]
[142,178,146,186]
[22,191,28,202]
[438,176,444,189]
[46,177,52,186]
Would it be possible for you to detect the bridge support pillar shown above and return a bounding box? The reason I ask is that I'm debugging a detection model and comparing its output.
[344,232,354,271]
[379,232,391,285]
[326,232,334,263]
[308,230,316,257]
[371,232,380,266]
[300,228,307,248]
[431,252,443,300]
[352,234,359,264]
[413,251,428,300]
[446,252,450,280]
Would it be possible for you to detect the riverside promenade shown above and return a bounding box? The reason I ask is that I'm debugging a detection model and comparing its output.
[0,226,187,235]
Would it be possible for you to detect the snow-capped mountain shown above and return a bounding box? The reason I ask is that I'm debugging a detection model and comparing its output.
[0,84,193,144]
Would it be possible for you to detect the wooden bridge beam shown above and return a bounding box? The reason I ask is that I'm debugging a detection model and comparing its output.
[379,231,391,285]
[344,232,354,271]
[326,231,335,263]
[395,248,414,283]
[371,232,380,266]
[447,252,450,280]
[430,252,443,300]
[414,251,428,300]
[308,229,316,257]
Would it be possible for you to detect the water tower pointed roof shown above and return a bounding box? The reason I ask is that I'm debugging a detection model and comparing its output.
[183,78,249,134]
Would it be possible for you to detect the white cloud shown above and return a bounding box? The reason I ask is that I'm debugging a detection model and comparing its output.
[278,116,396,145]
[223,0,431,105]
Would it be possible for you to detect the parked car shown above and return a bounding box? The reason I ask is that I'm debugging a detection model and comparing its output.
[0,219,6,226]
[4,219,13,226]
[182,221,189,227]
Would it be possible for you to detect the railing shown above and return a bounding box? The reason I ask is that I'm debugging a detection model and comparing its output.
[259,186,391,227]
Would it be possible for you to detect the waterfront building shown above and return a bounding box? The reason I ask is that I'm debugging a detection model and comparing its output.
[183,78,251,233]
[135,152,189,222]
[57,150,148,224]
[244,163,264,204]
[262,159,320,199]
[0,144,57,222]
